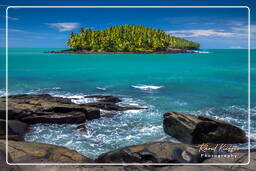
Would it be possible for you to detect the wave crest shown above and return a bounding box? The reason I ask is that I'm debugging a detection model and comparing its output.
[131,85,163,90]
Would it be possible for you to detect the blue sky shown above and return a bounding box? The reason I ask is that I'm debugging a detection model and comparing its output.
[0,0,255,49]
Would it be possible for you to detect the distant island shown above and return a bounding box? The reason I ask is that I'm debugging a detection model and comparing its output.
[49,25,200,54]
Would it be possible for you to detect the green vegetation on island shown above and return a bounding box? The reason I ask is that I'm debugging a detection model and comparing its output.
[66,25,200,52]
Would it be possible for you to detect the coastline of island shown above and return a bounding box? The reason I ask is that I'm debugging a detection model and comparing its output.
[46,48,197,54]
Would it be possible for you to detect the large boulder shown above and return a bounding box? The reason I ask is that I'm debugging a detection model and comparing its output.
[96,142,203,163]
[163,112,247,144]
[0,140,93,163]
[0,119,28,141]
[0,94,100,124]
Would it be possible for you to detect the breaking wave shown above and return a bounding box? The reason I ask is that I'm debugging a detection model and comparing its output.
[131,85,163,90]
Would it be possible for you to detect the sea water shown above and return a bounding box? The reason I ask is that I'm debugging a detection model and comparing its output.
[0,48,255,159]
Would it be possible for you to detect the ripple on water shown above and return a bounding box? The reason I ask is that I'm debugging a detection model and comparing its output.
[24,95,175,159]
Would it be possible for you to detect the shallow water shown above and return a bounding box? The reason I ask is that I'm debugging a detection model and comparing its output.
[0,48,255,159]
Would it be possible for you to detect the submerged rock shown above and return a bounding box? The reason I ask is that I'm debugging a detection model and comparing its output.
[0,140,93,163]
[0,94,100,124]
[163,112,247,144]
[83,102,147,111]
[0,119,28,141]
[101,112,117,118]
[84,95,122,103]
[83,94,147,111]
[96,142,202,163]
[75,124,87,132]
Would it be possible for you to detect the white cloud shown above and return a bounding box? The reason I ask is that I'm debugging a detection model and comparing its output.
[8,17,19,21]
[166,29,237,38]
[46,23,80,32]
[0,28,26,33]
[231,25,256,34]
[0,16,19,21]
[228,20,245,26]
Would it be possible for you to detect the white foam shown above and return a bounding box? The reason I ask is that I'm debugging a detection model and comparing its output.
[138,125,162,136]
[131,85,163,90]
[71,97,97,104]
[52,94,97,104]
[124,135,136,140]
[96,87,106,91]
[120,97,149,111]
[0,90,5,97]
[52,87,62,90]
[193,50,211,54]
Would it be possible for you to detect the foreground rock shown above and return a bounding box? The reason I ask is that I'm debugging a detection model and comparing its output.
[170,150,253,171]
[163,112,247,144]
[0,94,100,124]
[0,119,28,141]
[0,140,93,163]
[1,150,254,170]
[96,142,203,163]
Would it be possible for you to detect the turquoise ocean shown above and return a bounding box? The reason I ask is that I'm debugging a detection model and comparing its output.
[0,48,255,159]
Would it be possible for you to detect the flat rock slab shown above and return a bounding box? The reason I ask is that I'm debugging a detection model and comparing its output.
[0,94,100,124]
[0,94,147,124]
[163,111,247,144]
[0,140,93,163]
[96,142,203,163]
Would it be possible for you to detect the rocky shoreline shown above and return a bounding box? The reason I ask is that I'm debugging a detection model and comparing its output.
[0,94,250,165]
[46,48,195,54]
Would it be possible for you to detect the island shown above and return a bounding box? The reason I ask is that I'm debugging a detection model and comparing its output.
[48,25,200,54]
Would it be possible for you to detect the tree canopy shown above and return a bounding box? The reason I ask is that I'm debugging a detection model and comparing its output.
[67,25,200,51]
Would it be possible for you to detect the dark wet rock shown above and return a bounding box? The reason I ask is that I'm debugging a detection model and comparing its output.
[85,108,101,120]
[0,140,93,163]
[163,112,247,144]
[20,114,87,124]
[0,94,100,124]
[96,142,202,163]
[76,124,87,132]
[83,95,147,111]
[83,102,147,111]
[84,95,122,103]
[0,119,28,141]
[0,94,146,124]
[101,112,117,118]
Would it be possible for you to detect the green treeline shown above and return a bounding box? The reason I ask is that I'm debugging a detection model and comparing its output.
[67,25,200,51]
